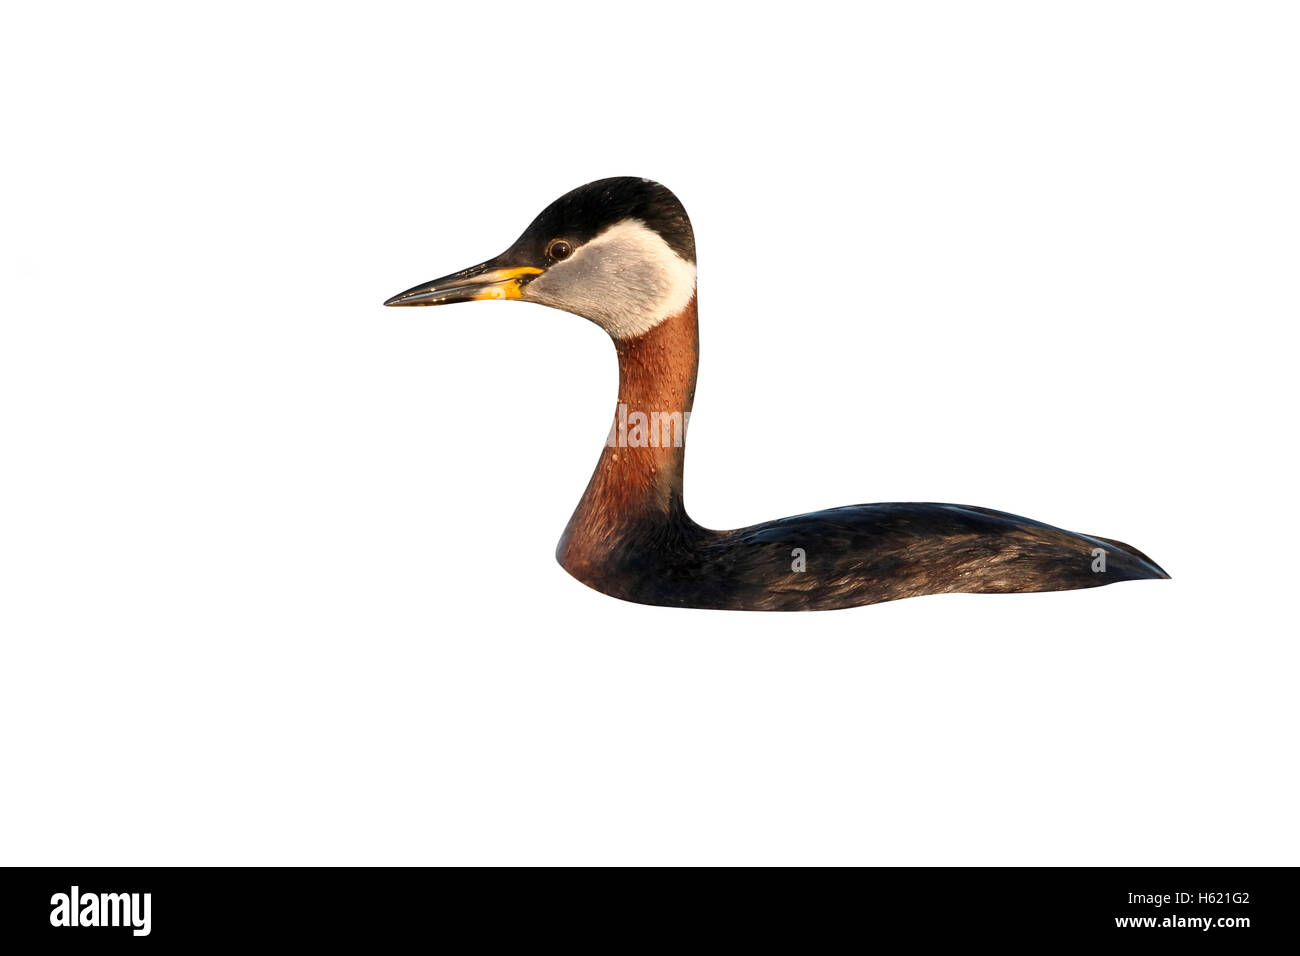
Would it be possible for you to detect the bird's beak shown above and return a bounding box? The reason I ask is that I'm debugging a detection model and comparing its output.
[383,260,542,307]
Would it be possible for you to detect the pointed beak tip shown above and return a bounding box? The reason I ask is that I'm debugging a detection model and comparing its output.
[384,291,431,307]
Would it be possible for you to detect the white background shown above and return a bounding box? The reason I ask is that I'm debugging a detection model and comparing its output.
[2,2,1296,865]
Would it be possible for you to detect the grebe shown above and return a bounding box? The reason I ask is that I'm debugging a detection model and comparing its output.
[385,178,1168,610]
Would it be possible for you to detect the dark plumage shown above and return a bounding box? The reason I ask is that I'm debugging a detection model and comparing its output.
[511,177,696,264]
[565,497,1168,611]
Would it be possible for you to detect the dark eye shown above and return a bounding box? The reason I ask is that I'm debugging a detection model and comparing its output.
[547,239,573,261]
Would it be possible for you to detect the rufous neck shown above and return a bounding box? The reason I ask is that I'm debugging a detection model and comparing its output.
[556,296,700,576]
[616,293,698,418]
[574,296,699,520]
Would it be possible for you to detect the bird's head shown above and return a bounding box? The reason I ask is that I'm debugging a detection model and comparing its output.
[384,177,696,339]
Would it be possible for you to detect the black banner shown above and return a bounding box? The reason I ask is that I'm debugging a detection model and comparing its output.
[0,866,1294,946]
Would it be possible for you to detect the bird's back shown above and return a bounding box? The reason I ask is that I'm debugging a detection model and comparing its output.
[590,502,1168,610]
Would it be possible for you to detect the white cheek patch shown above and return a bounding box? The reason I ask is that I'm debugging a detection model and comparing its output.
[524,219,696,339]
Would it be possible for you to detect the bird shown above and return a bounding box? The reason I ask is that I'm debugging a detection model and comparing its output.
[385,177,1168,610]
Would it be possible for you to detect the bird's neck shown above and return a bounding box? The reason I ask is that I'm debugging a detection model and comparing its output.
[557,295,700,571]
